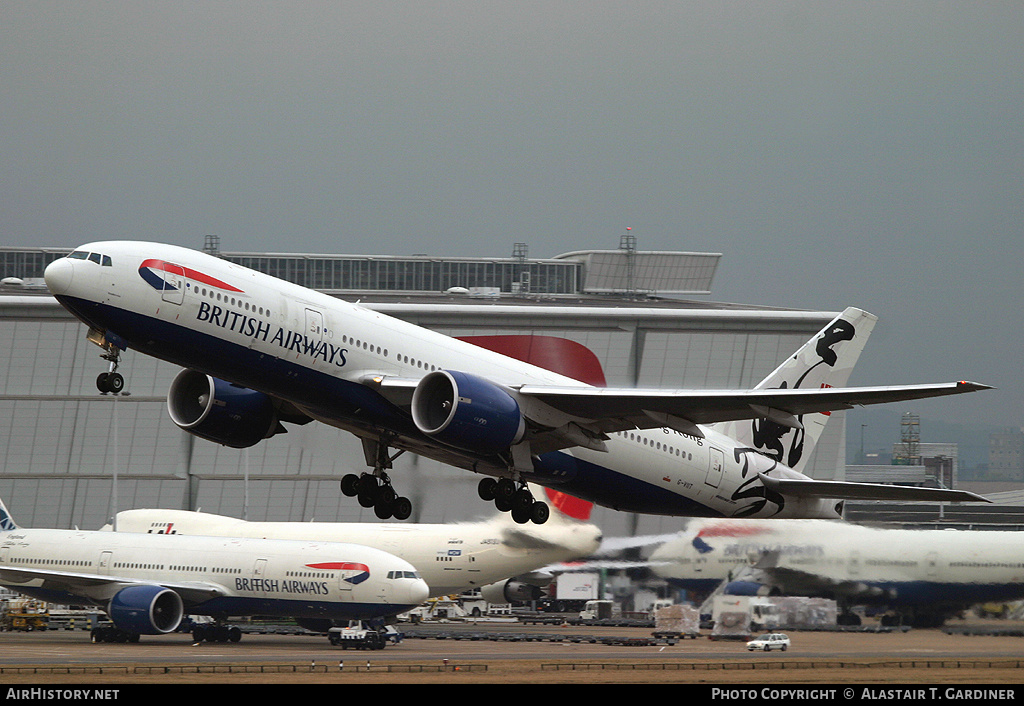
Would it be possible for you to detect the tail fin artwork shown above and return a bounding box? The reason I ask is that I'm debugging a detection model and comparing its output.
[457,335,607,387]
[0,497,19,531]
[542,487,593,522]
[713,307,876,475]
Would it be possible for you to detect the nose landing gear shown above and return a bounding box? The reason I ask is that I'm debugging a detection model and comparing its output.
[88,328,126,394]
[96,370,124,394]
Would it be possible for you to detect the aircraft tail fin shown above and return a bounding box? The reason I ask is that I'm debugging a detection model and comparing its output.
[713,307,877,475]
[0,497,19,531]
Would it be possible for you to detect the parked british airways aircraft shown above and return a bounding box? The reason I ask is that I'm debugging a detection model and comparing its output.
[104,485,602,611]
[650,518,1024,628]
[0,497,428,643]
[43,242,989,523]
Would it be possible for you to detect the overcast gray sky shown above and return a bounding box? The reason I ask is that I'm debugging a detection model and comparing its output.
[2,2,1020,447]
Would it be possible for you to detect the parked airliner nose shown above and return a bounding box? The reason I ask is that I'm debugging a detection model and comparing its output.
[409,577,429,606]
[43,258,74,295]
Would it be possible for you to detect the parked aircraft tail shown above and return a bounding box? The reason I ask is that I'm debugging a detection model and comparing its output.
[713,307,876,475]
[0,497,19,531]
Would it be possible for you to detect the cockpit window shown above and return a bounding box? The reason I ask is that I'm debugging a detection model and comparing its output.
[386,570,422,580]
[68,251,112,266]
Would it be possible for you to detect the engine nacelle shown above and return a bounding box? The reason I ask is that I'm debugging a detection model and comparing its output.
[167,369,279,448]
[411,370,525,455]
[723,581,773,597]
[107,585,184,635]
[480,580,546,605]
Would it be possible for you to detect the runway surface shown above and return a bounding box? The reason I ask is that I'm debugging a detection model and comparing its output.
[2,618,1023,685]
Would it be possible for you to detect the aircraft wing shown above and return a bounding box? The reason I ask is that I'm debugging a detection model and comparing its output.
[366,374,988,430]
[363,374,990,457]
[517,381,991,431]
[0,566,226,605]
[735,551,890,601]
[758,474,991,504]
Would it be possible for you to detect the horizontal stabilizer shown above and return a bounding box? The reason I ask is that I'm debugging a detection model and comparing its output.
[758,474,991,504]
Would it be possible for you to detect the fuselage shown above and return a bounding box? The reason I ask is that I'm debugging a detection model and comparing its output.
[106,507,603,597]
[652,519,1024,608]
[44,241,839,520]
[0,526,429,621]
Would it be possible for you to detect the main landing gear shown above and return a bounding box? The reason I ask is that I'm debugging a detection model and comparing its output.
[191,622,243,643]
[343,438,414,520]
[341,472,413,521]
[478,477,550,525]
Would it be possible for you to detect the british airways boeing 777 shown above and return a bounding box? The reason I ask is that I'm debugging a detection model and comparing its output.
[0,496,428,644]
[43,242,990,523]
[651,518,1024,628]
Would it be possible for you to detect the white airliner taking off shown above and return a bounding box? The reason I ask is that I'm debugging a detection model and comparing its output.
[104,485,602,615]
[0,497,428,643]
[651,518,1024,628]
[44,242,990,523]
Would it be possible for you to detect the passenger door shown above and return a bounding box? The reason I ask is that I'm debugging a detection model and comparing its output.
[160,264,185,305]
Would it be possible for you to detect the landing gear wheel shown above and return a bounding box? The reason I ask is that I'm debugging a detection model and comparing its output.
[512,488,534,513]
[392,496,412,521]
[340,474,360,497]
[530,501,550,524]
[495,478,516,503]
[357,474,380,508]
[511,504,532,524]
[374,499,394,519]
[106,372,124,393]
[477,477,497,501]
[96,371,124,394]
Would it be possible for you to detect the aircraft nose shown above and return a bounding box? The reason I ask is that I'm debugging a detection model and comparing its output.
[44,257,74,296]
[406,577,430,607]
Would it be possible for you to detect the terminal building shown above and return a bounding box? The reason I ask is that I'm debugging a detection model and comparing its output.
[0,238,868,538]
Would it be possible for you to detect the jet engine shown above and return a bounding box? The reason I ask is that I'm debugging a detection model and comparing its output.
[167,369,280,448]
[480,579,546,605]
[107,585,184,635]
[411,370,525,455]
